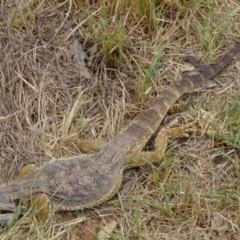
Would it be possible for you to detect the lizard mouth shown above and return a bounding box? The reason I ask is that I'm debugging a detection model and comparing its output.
[0,203,16,213]
[0,199,17,213]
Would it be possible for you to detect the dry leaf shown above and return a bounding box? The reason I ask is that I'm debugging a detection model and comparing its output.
[72,39,92,79]
[179,63,196,73]
[88,44,97,67]
[205,80,217,89]
[73,39,86,66]
[186,70,200,76]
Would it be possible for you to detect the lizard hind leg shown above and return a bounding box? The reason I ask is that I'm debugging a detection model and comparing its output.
[125,120,197,168]
[17,164,51,225]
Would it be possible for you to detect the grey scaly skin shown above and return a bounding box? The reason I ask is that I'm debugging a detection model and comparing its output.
[1,42,240,227]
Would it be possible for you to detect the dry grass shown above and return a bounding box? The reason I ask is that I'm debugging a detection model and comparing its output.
[0,0,240,239]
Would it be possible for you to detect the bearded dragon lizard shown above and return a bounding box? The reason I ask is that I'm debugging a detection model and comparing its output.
[0,42,240,227]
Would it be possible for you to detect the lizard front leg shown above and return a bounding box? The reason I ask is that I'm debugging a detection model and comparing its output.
[77,139,108,153]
